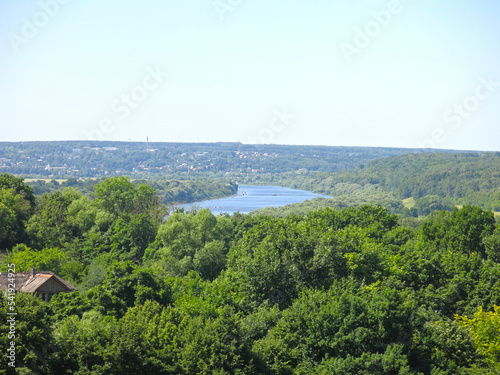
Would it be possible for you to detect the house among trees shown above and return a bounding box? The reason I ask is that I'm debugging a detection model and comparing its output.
[0,268,77,302]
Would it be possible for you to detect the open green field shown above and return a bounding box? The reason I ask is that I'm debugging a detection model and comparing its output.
[402,197,415,209]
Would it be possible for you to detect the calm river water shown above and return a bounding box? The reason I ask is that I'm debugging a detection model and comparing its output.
[181,185,332,215]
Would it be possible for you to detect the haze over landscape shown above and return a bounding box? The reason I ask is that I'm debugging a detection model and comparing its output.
[4,2,500,374]
[1,0,500,151]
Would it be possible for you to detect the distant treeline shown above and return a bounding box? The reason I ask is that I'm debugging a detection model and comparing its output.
[26,177,237,205]
[324,152,500,211]
[243,152,500,214]
[0,140,455,178]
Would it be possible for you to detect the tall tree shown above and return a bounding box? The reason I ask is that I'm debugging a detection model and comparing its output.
[0,174,35,249]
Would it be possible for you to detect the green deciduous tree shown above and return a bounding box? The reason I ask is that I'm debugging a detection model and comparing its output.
[93,176,136,217]
[0,187,33,250]
[110,213,158,262]
[86,261,171,318]
[2,244,66,274]
[414,195,455,216]
[255,280,419,373]
[26,188,82,248]
[0,293,53,374]
[483,228,500,263]
[456,305,500,371]
[52,310,119,374]
[0,174,35,207]
[421,206,496,256]
[145,209,234,279]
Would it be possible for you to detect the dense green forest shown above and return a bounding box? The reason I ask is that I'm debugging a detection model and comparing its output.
[244,152,500,215]
[321,152,500,211]
[1,173,500,374]
[26,177,237,206]
[0,141,453,178]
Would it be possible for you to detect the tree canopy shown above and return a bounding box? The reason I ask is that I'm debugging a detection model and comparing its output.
[0,172,499,374]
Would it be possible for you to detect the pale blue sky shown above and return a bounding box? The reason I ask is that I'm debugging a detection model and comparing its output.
[1,0,499,150]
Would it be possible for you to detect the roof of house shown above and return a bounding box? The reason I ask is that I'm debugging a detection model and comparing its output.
[0,271,77,293]
[0,272,31,291]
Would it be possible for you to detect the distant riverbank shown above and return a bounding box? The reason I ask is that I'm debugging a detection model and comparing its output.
[181,185,332,215]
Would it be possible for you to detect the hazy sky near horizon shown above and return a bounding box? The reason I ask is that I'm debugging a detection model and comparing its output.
[1,0,499,151]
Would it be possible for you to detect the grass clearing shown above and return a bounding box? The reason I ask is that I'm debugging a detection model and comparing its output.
[402,197,415,209]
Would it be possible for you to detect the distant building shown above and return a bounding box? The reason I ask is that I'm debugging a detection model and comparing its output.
[0,269,77,302]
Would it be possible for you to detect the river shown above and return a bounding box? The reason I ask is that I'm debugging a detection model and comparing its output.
[181,185,332,215]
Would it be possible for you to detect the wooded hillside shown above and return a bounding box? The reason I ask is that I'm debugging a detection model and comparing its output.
[248,152,500,216]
